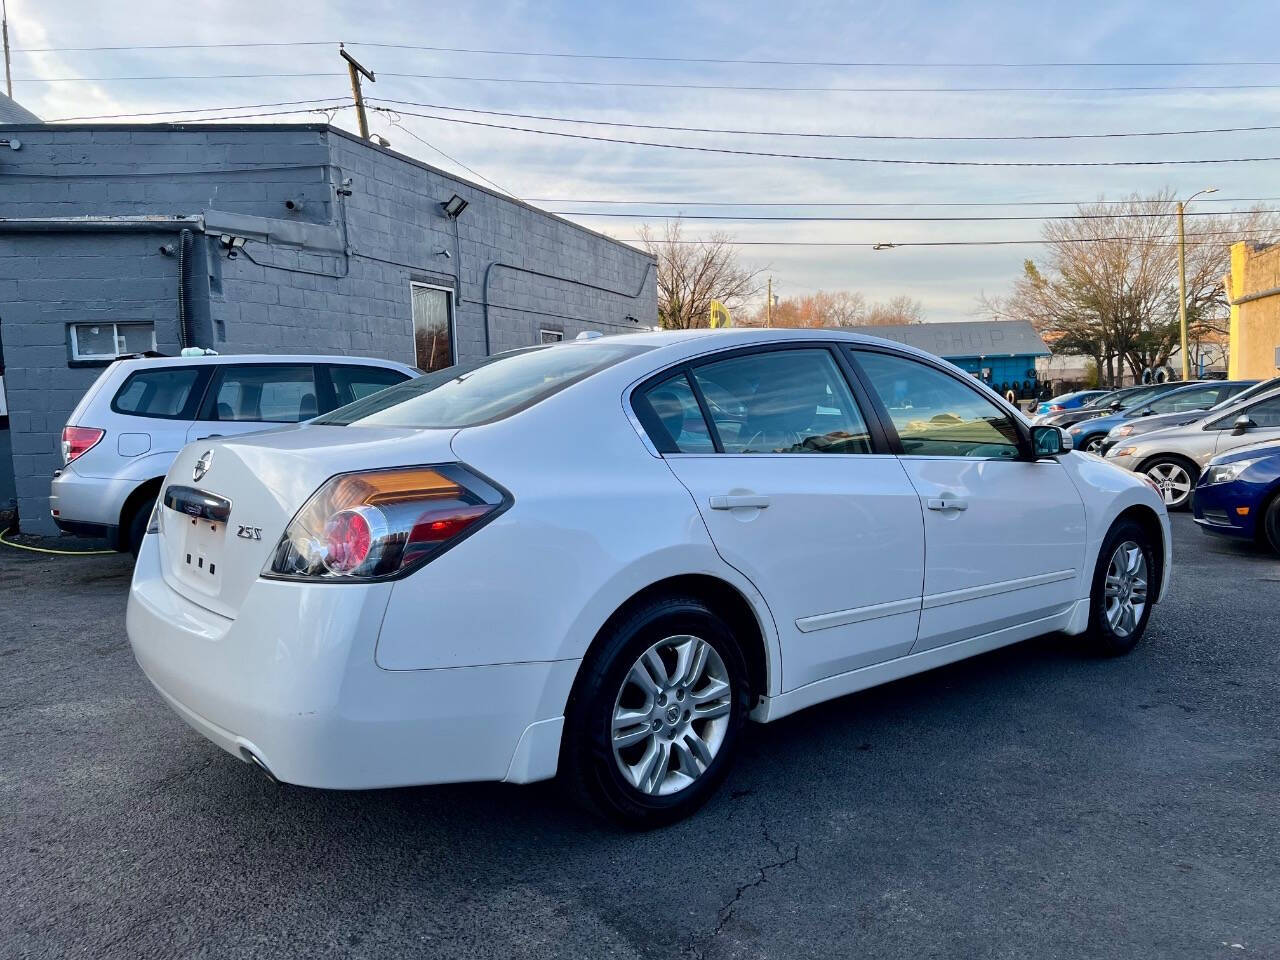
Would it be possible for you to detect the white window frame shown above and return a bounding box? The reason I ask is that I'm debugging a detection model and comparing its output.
[69,321,157,361]
[539,328,564,344]
[409,282,456,370]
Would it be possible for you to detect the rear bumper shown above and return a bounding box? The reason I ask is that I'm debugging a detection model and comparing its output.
[49,466,133,534]
[126,537,578,789]
[52,516,122,549]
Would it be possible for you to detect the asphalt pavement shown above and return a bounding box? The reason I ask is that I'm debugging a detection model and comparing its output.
[2,515,1277,959]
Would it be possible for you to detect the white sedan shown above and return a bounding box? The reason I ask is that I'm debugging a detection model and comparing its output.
[127,329,1172,828]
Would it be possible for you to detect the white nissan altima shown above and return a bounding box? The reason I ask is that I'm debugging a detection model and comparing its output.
[128,329,1171,827]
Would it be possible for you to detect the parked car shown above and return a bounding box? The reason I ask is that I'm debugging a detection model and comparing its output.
[51,354,418,553]
[1098,379,1260,454]
[1191,441,1280,554]
[1036,382,1189,430]
[127,329,1170,828]
[1105,387,1280,509]
[1033,390,1109,418]
[1066,380,1245,454]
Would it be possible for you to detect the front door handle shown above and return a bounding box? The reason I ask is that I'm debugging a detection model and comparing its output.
[709,495,770,510]
[926,497,968,512]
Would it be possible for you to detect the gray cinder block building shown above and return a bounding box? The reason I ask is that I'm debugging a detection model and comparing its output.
[0,117,657,533]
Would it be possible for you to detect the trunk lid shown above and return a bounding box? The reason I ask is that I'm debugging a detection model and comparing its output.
[157,423,457,619]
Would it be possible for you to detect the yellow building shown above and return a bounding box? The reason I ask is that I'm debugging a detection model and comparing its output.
[1227,241,1280,379]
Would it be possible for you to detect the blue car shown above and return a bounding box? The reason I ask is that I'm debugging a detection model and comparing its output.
[1192,442,1280,554]
[1034,389,1108,417]
[1067,380,1253,454]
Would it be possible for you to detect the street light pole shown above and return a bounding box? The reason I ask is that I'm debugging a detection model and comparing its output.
[1178,186,1218,380]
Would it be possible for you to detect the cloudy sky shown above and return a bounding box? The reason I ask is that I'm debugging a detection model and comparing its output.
[7,0,1280,320]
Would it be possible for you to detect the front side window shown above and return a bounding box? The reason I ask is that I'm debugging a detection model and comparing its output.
[319,343,649,429]
[689,348,873,455]
[111,367,200,418]
[1147,385,1222,414]
[411,284,454,373]
[70,321,156,361]
[1242,395,1280,428]
[206,365,318,423]
[853,350,1021,458]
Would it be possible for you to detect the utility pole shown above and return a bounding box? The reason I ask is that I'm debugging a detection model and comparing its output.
[3,0,13,99]
[1177,186,1217,380]
[339,44,375,140]
[767,277,773,326]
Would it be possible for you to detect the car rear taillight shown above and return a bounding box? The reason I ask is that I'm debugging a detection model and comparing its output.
[61,426,105,464]
[1049,404,1064,412]
[267,464,509,581]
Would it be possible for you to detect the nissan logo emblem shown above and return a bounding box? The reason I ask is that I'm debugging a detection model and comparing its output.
[193,450,214,483]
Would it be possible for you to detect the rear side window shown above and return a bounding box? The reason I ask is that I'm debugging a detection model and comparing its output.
[206,365,319,423]
[329,365,412,408]
[111,368,201,419]
[318,342,649,428]
[634,373,716,453]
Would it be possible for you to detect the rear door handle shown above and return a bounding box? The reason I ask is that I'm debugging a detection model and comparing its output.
[709,495,770,510]
[926,497,968,512]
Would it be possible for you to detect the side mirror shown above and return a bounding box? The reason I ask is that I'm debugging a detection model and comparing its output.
[1031,425,1071,458]
[1232,414,1255,435]
[1109,400,1123,412]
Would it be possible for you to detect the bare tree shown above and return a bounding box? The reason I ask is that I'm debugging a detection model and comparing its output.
[983,192,1280,384]
[638,219,764,329]
[743,289,866,327]
[863,295,926,326]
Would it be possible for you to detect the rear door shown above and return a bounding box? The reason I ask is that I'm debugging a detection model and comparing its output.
[848,348,1087,653]
[635,344,925,691]
[187,363,322,443]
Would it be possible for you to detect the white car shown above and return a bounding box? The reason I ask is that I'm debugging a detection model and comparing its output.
[127,329,1172,827]
[51,354,417,553]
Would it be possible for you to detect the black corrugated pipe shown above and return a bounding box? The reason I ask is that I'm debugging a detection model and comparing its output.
[177,228,193,349]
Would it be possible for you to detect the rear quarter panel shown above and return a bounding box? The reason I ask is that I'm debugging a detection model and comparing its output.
[373,367,784,693]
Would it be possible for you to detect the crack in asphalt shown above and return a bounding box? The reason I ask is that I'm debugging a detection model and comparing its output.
[683,816,801,960]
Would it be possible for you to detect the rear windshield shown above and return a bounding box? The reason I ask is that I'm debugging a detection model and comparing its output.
[316,342,649,429]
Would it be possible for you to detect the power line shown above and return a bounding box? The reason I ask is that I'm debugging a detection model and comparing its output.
[370,99,1280,142]
[45,98,352,122]
[653,228,1280,248]
[18,71,1280,93]
[555,209,1280,223]
[12,39,1280,68]
[375,107,1280,167]
[380,116,520,198]
[526,197,1280,207]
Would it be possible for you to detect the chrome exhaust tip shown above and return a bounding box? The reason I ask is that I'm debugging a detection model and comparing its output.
[239,747,278,784]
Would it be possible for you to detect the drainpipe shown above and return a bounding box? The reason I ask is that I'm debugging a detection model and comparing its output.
[177,228,193,349]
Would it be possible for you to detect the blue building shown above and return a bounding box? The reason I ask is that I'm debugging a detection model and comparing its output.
[867,320,1051,398]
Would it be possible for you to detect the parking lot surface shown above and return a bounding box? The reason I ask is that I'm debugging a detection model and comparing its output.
[2,515,1278,959]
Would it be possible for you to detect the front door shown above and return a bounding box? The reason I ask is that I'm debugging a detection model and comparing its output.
[634,345,926,692]
[850,349,1087,652]
[1210,392,1280,458]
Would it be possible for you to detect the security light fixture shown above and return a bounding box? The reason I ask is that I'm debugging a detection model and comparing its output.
[442,194,469,219]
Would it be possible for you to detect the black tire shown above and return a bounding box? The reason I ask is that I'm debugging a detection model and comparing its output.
[1140,455,1198,511]
[1084,519,1158,657]
[561,595,751,829]
[1262,492,1280,557]
[126,494,156,557]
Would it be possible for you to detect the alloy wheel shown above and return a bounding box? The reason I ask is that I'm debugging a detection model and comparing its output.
[611,635,733,796]
[1145,462,1192,507]
[1083,435,1105,454]
[1103,540,1148,638]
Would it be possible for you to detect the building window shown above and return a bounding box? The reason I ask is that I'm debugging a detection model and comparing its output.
[539,329,564,344]
[69,322,156,362]
[410,283,455,373]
